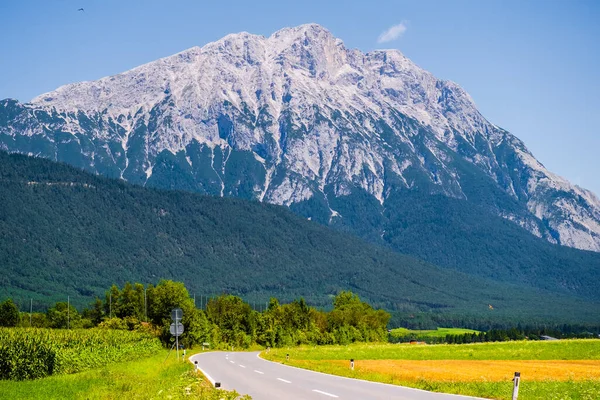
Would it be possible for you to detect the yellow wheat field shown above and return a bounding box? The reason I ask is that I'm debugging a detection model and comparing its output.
[320,360,600,382]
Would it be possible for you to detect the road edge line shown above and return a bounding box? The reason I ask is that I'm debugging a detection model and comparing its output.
[189,354,216,386]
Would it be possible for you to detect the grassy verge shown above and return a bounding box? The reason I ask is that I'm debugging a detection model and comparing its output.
[262,340,600,400]
[0,350,249,400]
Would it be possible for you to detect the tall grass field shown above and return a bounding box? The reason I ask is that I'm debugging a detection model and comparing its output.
[0,328,162,380]
[263,340,600,399]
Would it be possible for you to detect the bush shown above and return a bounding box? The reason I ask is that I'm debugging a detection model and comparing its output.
[98,317,128,330]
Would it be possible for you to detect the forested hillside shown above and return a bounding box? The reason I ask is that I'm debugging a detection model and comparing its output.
[376,187,600,299]
[0,152,598,323]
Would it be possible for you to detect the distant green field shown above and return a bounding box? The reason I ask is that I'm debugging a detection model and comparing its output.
[268,339,600,361]
[263,340,600,400]
[389,327,480,338]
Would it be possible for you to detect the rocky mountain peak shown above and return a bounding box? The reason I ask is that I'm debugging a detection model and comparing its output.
[270,23,335,43]
[4,24,600,252]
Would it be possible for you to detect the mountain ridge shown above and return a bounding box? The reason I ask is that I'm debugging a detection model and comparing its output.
[1,151,599,324]
[1,23,599,252]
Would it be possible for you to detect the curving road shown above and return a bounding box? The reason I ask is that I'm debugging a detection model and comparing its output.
[189,351,486,400]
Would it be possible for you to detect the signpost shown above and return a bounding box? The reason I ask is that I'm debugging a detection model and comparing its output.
[171,308,183,322]
[170,322,185,336]
[170,308,184,361]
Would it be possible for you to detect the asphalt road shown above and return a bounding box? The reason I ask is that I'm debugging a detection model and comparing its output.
[189,351,486,400]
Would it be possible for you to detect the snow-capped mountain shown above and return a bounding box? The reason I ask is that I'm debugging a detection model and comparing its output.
[2,23,599,252]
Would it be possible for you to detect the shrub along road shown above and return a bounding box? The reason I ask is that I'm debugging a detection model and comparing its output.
[190,351,485,400]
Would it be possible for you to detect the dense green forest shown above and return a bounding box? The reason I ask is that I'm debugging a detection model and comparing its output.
[380,189,600,299]
[0,152,599,324]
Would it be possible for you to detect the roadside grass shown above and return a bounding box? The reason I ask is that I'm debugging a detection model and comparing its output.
[390,327,480,338]
[0,349,249,400]
[262,340,600,400]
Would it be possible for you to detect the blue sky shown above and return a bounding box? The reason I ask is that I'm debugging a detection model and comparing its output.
[1,0,598,195]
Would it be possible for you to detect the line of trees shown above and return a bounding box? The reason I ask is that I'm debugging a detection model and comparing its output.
[388,327,600,345]
[0,281,390,349]
[389,312,600,334]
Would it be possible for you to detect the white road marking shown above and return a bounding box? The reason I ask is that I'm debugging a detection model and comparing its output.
[239,364,246,368]
[312,389,339,398]
[254,370,264,374]
[277,378,291,383]
[229,360,235,364]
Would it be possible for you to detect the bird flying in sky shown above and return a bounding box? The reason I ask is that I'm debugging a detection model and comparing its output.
[78,8,84,12]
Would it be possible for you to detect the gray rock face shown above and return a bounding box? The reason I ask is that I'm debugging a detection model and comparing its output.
[1,24,599,251]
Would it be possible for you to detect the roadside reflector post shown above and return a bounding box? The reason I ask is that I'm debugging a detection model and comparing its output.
[286,353,289,361]
[512,372,520,400]
[215,382,221,388]
[350,359,354,370]
[194,360,198,369]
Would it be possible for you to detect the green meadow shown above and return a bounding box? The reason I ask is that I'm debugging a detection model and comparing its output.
[263,340,600,400]
[266,339,600,361]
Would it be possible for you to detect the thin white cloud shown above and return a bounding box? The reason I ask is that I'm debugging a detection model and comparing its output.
[377,22,408,43]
